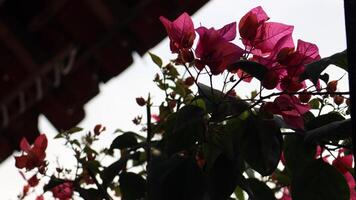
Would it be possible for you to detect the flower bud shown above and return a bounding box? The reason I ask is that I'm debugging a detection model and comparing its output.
[184,76,195,86]
[94,124,105,136]
[262,70,279,90]
[327,80,338,94]
[135,97,146,106]
[346,98,351,107]
[333,95,344,105]
[298,90,311,103]
[168,100,177,109]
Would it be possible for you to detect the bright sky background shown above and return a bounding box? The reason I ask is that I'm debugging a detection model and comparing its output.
[0,0,347,199]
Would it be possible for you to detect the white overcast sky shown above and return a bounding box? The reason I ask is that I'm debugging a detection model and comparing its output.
[0,0,347,199]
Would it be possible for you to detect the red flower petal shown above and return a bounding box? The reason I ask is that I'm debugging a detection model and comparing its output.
[254,22,294,54]
[217,22,237,41]
[15,155,28,169]
[239,6,269,45]
[34,134,48,151]
[159,12,195,53]
[28,174,39,187]
[20,137,31,153]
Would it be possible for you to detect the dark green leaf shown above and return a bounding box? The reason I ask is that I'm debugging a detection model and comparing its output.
[43,177,65,191]
[119,172,146,200]
[149,155,204,200]
[319,73,329,84]
[148,52,163,67]
[272,169,291,186]
[197,82,224,104]
[246,178,276,200]
[300,50,347,85]
[229,60,268,81]
[202,141,223,171]
[305,112,345,130]
[84,160,101,174]
[211,98,250,122]
[110,132,138,150]
[207,155,245,200]
[197,83,250,122]
[238,115,282,176]
[164,105,205,155]
[76,188,102,200]
[284,135,316,176]
[291,159,349,200]
[101,154,135,188]
[304,119,352,143]
[65,127,83,134]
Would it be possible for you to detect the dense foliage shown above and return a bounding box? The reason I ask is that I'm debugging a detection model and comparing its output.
[15,6,352,200]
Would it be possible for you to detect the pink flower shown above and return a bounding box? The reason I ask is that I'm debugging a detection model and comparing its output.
[239,6,269,42]
[151,114,160,122]
[332,150,353,175]
[279,187,292,200]
[52,182,74,200]
[195,26,244,75]
[15,134,48,170]
[159,13,196,53]
[239,6,293,54]
[216,22,237,41]
[279,40,320,77]
[36,195,44,200]
[343,172,356,200]
[264,95,310,129]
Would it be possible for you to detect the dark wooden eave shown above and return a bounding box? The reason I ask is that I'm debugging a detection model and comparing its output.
[0,0,209,161]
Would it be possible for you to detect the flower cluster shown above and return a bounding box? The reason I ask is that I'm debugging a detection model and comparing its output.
[160,6,320,129]
[12,6,351,200]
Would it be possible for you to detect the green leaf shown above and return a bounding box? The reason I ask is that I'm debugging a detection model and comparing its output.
[272,169,291,186]
[229,60,268,81]
[246,178,276,200]
[211,98,250,122]
[304,119,352,143]
[305,112,345,130]
[284,135,316,176]
[43,177,65,191]
[234,186,245,200]
[65,127,83,134]
[164,105,205,155]
[148,52,163,67]
[76,188,101,200]
[206,126,235,161]
[84,160,101,174]
[149,156,204,200]
[308,98,321,109]
[119,172,146,200]
[165,64,179,79]
[300,50,347,85]
[238,114,282,176]
[197,83,250,122]
[110,132,138,150]
[202,141,222,171]
[207,154,245,200]
[291,159,349,200]
[191,98,207,111]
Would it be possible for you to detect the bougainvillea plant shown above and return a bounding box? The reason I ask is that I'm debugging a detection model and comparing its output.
[15,6,352,200]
